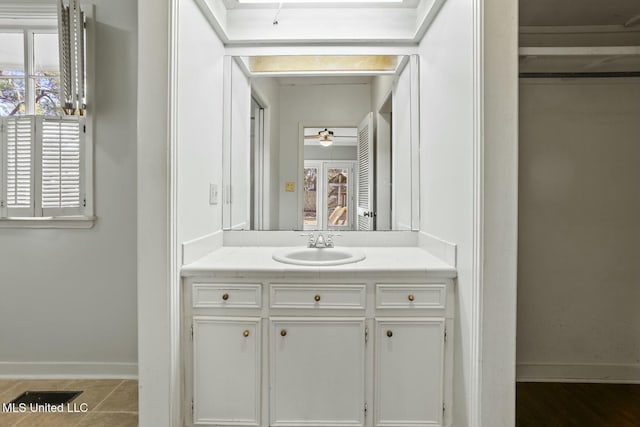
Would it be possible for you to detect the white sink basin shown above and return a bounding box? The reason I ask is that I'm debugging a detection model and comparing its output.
[272,247,366,266]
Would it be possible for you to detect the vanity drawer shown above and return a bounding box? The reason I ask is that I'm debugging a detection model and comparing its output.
[192,283,262,308]
[270,284,366,309]
[376,284,446,309]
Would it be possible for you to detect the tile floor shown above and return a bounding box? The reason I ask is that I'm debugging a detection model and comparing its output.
[0,379,138,427]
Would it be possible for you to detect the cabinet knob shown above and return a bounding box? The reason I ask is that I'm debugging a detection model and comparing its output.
[280,329,287,337]
[386,330,393,338]
[243,330,250,337]
[314,294,321,302]
[222,293,229,301]
[408,294,415,302]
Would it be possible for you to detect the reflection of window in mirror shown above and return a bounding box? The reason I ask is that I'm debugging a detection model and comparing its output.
[303,159,354,231]
[326,167,350,228]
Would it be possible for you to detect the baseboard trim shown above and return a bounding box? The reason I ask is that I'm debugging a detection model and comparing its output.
[517,363,640,384]
[0,362,138,379]
[182,230,223,265]
[418,232,457,267]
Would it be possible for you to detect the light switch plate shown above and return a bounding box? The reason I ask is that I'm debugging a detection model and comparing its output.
[209,183,218,205]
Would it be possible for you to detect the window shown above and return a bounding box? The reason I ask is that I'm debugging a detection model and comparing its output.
[0,5,92,228]
[0,30,63,116]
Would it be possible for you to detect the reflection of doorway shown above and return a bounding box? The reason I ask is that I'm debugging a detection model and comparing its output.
[250,96,265,229]
[303,161,355,230]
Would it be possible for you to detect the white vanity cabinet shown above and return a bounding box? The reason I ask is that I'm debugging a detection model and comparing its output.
[183,275,454,427]
[373,284,448,427]
[192,317,262,426]
[270,318,366,427]
[187,283,264,426]
[374,318,445,427]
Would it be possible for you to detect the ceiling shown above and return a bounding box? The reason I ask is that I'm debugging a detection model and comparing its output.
[520,0,640,27]
[200,0,436,44]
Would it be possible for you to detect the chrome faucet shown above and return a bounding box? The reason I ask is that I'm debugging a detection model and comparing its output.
[301,233,339,248]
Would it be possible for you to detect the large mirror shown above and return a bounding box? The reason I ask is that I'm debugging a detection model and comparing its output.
[222,55,420,231]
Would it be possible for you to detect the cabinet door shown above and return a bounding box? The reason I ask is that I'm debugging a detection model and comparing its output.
[193,316,261,426]
[270,318,366,427]
[375,318,445,427]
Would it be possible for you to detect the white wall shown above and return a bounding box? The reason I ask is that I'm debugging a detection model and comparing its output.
[479,0,518,424]
[393,64,413,230]
[305,145,357,161]
[225,8,416,43]
[172,8,226,422]
[138,0,170,421]
[278,81,371,229]
[177,0,225,244]
[371,75,394,112]
[139,0,228,424]
[418,0,475,424]
[371,75,394,231]
[0,0,138,377]
[420,1,519,424]
[518,79,640,382]
[229,59,251,230]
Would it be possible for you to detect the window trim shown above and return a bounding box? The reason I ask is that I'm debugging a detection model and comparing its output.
[0,215,95,228]
[0,5,58,27]
[0,5,94,229]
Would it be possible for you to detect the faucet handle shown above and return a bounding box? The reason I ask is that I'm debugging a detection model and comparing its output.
[300,233,316,247]
[325,233,341,247]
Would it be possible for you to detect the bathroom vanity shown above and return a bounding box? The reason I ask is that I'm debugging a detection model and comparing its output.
[181,245,456,427]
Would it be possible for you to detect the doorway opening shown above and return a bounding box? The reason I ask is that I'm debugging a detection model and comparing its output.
[250,96,265,229]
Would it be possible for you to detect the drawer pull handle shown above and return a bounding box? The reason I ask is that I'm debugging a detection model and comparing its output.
[222,293,229,301]
[387,330,393,338]
[314,294,321,302]
[243,330,250,337]
[280,329,287,337]
[408,294,415,302]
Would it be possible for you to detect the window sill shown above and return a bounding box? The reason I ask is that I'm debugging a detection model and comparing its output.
[0,216,96,229]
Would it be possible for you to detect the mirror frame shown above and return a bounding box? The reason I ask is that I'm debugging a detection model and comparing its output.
[222,54,421,231]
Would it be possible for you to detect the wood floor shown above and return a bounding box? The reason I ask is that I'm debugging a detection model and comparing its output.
[517,382,640,427]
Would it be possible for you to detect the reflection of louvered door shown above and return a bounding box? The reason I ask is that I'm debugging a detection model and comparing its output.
[356,112,374,230]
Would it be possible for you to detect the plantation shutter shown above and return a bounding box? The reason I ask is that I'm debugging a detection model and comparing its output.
[58,0,86,114]
[2,117,36,216]
[40,116,84,216]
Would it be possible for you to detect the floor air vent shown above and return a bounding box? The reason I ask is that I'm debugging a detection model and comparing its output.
[10,391,82,406]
